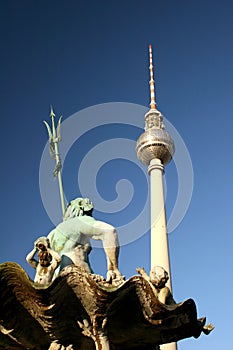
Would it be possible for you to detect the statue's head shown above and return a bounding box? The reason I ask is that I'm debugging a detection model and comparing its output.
[63,197,94,220]
[149,266,169,288]
[35,237,50,251]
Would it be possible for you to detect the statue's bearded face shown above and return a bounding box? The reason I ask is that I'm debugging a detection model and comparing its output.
[64,197,94,220]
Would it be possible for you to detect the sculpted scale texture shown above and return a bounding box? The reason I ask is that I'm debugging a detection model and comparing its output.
[0,263,211,350]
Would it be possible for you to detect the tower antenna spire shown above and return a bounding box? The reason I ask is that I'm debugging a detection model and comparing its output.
[44,106,66,218]
[149,45,157,110]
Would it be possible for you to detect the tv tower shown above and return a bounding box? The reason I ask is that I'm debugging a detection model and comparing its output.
[136,46,176,350]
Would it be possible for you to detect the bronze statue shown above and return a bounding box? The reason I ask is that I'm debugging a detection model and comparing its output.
[46,197,123,282]
[137,266,214,335]
[137,265,176,305]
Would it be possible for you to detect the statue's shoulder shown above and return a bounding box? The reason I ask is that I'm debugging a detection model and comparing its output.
[56,215,96,228]
[61,215,96,230]
[74,215,96,225]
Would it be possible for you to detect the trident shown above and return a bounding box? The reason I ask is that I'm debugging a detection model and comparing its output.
[43,106,66,217]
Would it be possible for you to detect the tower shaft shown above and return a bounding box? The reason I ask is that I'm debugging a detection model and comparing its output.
[149,158,172,291]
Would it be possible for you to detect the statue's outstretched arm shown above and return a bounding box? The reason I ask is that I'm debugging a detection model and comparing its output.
[26,247,38,269]
[136,267,150,281]
[102,230,122,282]
[91,221,122,281]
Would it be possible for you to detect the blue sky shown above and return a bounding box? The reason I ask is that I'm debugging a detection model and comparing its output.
[1,1,233,349]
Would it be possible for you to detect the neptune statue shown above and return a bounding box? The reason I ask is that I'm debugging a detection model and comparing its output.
[46,197,122,282]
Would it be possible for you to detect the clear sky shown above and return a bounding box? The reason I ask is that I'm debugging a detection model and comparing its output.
[0,1,233,349]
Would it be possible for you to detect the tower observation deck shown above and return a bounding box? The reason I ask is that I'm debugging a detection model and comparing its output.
[136,45,174,166]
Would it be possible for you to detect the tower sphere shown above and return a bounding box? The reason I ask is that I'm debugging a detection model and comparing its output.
[136,109,175,166]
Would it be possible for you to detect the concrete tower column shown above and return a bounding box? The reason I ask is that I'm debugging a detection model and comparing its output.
[148,158,172,291]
